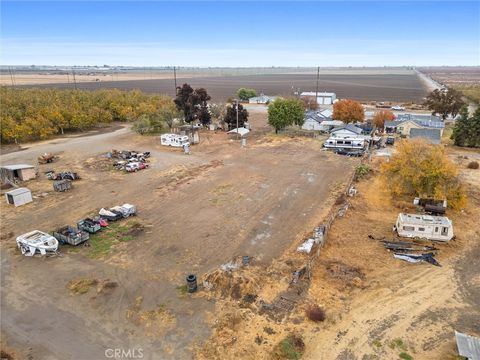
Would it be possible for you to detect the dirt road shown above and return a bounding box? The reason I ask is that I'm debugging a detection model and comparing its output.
[1,113,354,359]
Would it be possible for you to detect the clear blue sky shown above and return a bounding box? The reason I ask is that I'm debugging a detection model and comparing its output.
[1,1,479,66]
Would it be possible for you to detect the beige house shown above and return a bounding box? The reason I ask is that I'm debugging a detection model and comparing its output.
[396,120,424,136]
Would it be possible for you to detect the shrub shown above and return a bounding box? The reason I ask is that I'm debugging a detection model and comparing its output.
[467,161,479,169]
[381,139,466,209]
[355,164,372,179]
[399,352,413,360]
[305,304,326,322]
[277,335,305,360]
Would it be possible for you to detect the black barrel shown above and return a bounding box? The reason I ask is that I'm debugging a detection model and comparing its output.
[186,274,197,293]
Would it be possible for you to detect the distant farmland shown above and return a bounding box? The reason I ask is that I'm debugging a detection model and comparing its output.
[20,72,428,102]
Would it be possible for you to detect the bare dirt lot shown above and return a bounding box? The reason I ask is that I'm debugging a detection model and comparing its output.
[0,112,356,359]
[16,71,428,102]
[191,147,480,360]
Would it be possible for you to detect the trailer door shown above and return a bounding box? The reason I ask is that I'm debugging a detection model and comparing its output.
[441,227,448,236]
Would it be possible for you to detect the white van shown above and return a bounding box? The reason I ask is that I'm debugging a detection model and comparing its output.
[160,134,190,147]
[394,213,454,242]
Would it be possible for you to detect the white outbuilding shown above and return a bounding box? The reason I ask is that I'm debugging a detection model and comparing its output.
[5,187,33,207]
[300,92,336,105]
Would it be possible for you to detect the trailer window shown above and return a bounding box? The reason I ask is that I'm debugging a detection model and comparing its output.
[403,226,415,231]
[441,227,448,236]
[344,141,351,145]
[418,227,425,231]
[435,227,439,232]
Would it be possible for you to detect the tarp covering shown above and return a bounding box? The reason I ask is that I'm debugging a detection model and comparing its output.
[227,127,250,137]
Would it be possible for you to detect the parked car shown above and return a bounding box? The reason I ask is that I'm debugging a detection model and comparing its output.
[386,137,395,145]
[125,162,149,172]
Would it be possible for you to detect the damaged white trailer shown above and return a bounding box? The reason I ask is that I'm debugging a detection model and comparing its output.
[394,213,454,242]
[16,230,59,256]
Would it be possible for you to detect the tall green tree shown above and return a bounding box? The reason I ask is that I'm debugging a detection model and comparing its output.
[237,88,257,101]
[424,87,465,121]
[267,98,305,133]
[224,103,249,129]
[451,107,480,148]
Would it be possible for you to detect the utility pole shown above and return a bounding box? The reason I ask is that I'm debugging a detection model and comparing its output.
[315,66,320,107]
[173,66,177,94]
[236,99,239,140]
[9,67,15,87]
[72,68,77,90]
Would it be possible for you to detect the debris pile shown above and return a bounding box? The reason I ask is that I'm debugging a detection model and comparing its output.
[38,153,58,164]
[45,170,80,181]
[108,150,151,172]
[296,225,325,254]
[203,257,260,300]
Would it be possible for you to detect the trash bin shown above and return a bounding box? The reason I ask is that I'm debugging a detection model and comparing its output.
[186,274,197,293]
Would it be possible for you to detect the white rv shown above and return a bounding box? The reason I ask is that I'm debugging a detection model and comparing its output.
[394,213,454,242]
[160,134,190,147]
[324,137,366,150]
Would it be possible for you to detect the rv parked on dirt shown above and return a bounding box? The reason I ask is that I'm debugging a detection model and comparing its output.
[160,134,190,147]
[394,213,454,242]
[324,137,366,150]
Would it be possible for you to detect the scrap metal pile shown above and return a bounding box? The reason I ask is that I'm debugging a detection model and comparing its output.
[369,235,442,266]
[45,170,80,181]
[107,150,151,172]
[38,153,59,164]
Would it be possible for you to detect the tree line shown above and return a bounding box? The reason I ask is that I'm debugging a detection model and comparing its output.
[0,87,174,143]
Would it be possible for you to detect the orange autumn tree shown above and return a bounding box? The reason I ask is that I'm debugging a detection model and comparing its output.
[373,110,395,130]
[332,99,364,123]
[380,139,466,209]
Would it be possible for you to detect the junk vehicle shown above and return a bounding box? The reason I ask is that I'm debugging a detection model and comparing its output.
[394,213,454,242]
[38,153,58,164]
[99,204,136,221]
[77,218,102,234]
[386,137,395,145]
[413,197,447,215]
[125,162,149,172]
[16,230,59,256]
[160,134,190,147]
[53,226,90,246]
[53,179,72,192]
[45,170,80,181]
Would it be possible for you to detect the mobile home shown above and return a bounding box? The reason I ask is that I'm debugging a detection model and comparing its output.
[160,134,190,147]
[323,137,366,150]
[394,213,454,242]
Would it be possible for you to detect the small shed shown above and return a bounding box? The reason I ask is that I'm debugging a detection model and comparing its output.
[0,164,36,184]
[5,187,33,207]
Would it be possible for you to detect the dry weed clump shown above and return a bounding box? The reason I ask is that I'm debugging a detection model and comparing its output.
[67,278,98,294]
[305,304,326,322]
[274,334,305,360]
[467,161,479,169]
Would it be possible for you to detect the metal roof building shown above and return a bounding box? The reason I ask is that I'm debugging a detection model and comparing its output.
[455,331,480,360]
[409,128,442,144]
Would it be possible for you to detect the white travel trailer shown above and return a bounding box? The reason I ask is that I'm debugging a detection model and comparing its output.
[394,213,454,242]
[324,137,366,150]
[160,134,190,147]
